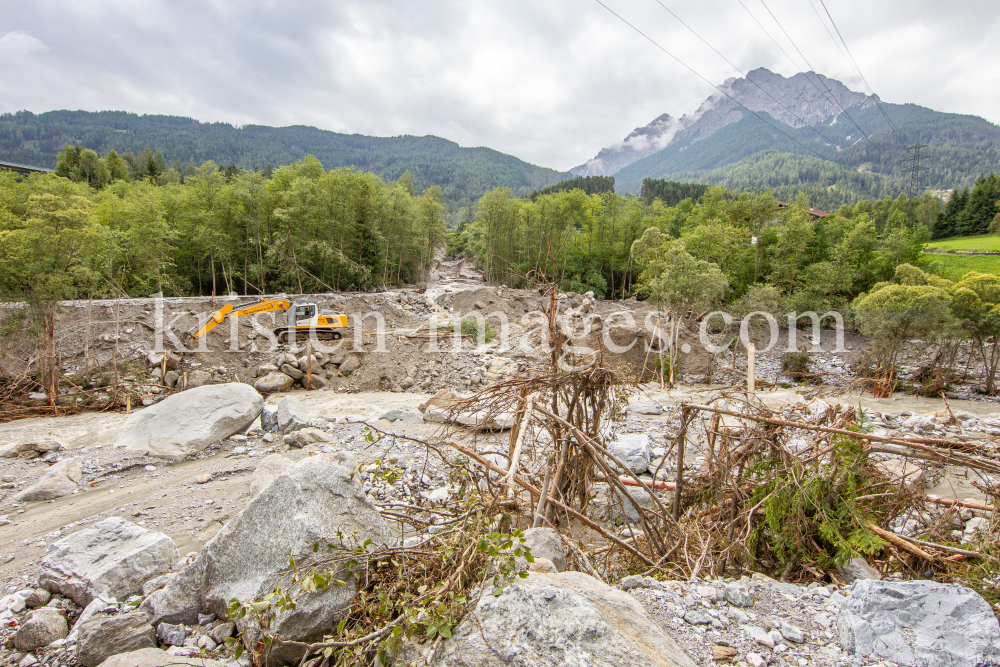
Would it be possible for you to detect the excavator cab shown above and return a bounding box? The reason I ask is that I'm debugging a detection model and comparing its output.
[288,304,317,327]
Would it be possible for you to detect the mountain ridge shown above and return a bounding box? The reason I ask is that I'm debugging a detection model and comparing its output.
[574,67,1000,206]
[0,109,570,207]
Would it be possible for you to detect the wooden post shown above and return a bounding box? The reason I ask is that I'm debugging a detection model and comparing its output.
[306,341,312,390]
[673,406,690,521]
[747,342,756,397]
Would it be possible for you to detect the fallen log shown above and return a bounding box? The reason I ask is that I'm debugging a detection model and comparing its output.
[867,523,935,562]
[923,496,994,513]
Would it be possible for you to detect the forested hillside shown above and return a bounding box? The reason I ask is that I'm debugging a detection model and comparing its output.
[0,151,447,301]
[449,181,937,311]
[0,110,570,207]
[529,175,615,200]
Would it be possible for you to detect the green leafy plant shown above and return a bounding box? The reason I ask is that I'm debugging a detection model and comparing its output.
[749,434,888,571]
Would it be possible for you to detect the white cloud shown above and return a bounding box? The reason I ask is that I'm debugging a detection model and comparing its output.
[0,30,48,57]
[0,0,998,170]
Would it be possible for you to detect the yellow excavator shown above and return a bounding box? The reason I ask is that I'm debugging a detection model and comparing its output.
[186,296,348,344]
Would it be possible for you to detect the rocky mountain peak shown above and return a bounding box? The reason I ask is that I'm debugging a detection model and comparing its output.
[573,67,873,177]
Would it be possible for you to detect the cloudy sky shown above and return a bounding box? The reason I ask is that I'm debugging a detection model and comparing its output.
[2,0,998,171]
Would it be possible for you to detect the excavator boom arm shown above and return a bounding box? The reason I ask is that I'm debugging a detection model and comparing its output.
[187,297,292,340]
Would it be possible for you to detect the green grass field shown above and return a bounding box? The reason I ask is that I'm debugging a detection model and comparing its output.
[926,234,1000,252]
[922,253,1000,281]
[923,235,1000,280]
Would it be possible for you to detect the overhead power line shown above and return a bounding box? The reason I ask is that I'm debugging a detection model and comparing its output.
[814,0,904,140]
[651,0,843,149]
[756,0,886,157]
[591,0,844,166]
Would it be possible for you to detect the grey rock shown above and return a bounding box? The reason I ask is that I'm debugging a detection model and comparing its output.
[684,610,712,625]
[518,528,566,573]
[400,377,414,390]
[209,621,235,644]
[724,584,752,608]
[253,372,295,394]
[260,404,279,431]
[23,589,51,608]
[76,611,156,667]
[607,433,652,475]
[155,622,187,646]
[281,363,304,380]
[141,457,399,665]
[115,383,263,461]
[618,575,663,591]
[432,571,696,667]
[301,374,326,390]
[66,596,118,643]
[339,353,361,375]
[612,485,655,524]
[838,579,1000,667]
[13,458,82,502]
[379,409,405,422]
[39,517,179,607]
[629,399,664,415]
[198,613,216,626]
[838,556,882,583]
[14,607,69,651]
[96,647,229,666]
[779,621,805,644]
[395,410,423,424]
[184,370,213,388]
[276,396,310,433]
[289,427,332,448]
[163,371,179,388]
[248,454,295,497]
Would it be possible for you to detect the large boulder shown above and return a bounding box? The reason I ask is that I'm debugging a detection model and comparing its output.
[254,371,295,394]
[76,611,156,667]
[276,396,311,433]
[96,648,230,667]
[39,517,179,607]
[607,433,652,475]
[432,571,696,667]
[14,607,69,651]
[838,579,1000,667]
[141,457,399,665]
[248,453,295,497]
[115,383,263,461]
[13,458,81,502]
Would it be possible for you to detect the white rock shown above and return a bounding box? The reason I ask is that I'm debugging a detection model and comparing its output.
[275,396,311,434]
[142,457,399,666]
[839,579,1000,666]
[115,383,263,461]
[607,433,652,475]
[432,571,696,667]
[13,459,82,502]
[39,517,178,607]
